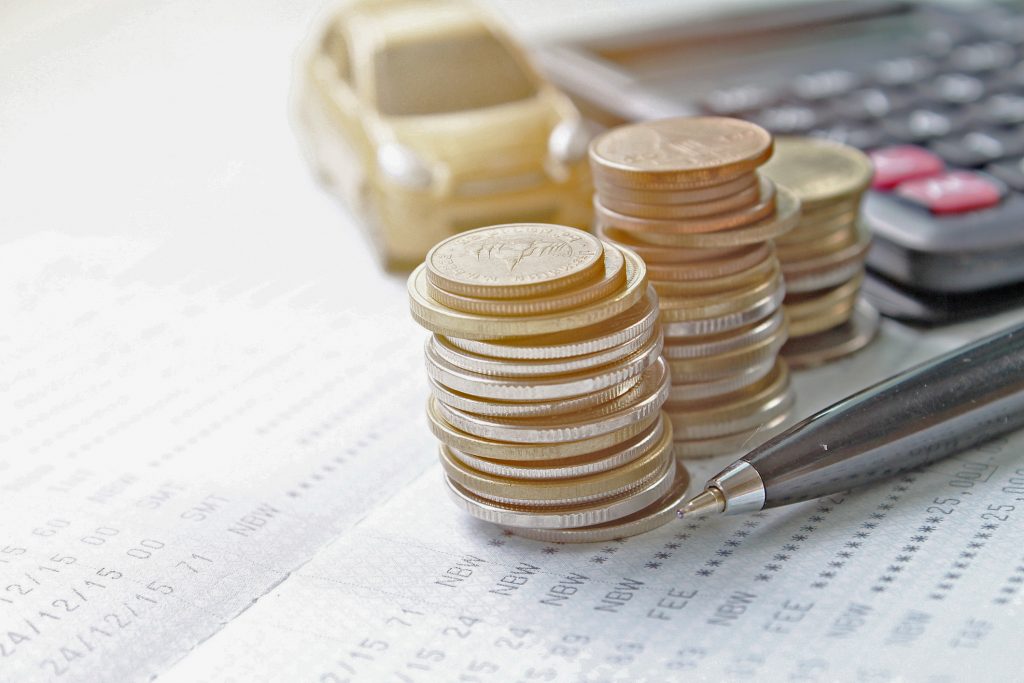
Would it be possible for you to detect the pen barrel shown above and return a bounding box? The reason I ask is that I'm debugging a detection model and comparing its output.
[743,321,1024,507]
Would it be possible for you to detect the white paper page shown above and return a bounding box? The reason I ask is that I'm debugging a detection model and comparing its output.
[4,1,1023,681]
[0,231,434,682]
[159,309,1024,683]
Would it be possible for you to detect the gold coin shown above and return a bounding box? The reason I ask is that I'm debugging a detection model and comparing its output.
[427,396,661,461]
[669,355,776,402]
[424,330,662,401]
[426,246,625,316]
[783,299,880,369]
[598,178,762,218]
[443,455,677,529]
[508,461,691,543]
[667,321,787,380]
[788,299,857,337]
[594,177,777,234]
[598,224,753,265]
[659,267,782,323]
[652,251,776,297]
[589,117,774,188]
[433,357,669,444]
[595,172,758,204]
[668,360,793,440]
[425,223,604,299]
[428,373,641,418]
[775,225,857,262]
[794,199,863,225]
[664,308,785,359]
[674,410,790,459]
[431,322,656,378]
[785,257,864,295]
[644,243,772,281]
[662,283,785,338]
[450,418,666,480]
[781,225,871,285]
[761,136,873,209]
[777,217,857,248]
[785,273,863,317]
[445,288,658,361]
[620,185,800,248]
[438,417,673,504]
[408,247,647,340]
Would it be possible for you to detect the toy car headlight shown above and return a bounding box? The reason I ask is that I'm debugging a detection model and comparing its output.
[548,119,591,165]
[376,143,435,189]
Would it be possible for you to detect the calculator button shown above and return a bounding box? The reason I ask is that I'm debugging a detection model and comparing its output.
[987,63,1024,93]
[921,25,979,57]
[930,130,1024,167]
[986,158,1024,192]
[869,145,945,189]
[948,41,1017,73]
[873,56,937,86]
[882,109,967,142]
[895,171,1005,214]
[791,69,860,101]
[976,15,1024,46]
[972,94,1024,126]
[809,125,889,151]
[833,88,918,120]
[920,73,987,105]
[750,105,820,133]
[703,85,776,115]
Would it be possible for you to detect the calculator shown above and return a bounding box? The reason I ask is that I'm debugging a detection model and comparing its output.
[540,0,1024,323]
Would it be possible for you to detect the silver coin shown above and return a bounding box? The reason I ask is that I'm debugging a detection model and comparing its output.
[662,281,785,338]
[667,325,788,382]
[444,457,677,529]
[674,410,791,459]
[783,298,880,369]
[670,372,794,441]
[424,331,663,401]
[668,356,776,402]
[451,443,672,508]
[663,308,784,360]
[508,461,691,543]
[429,374,642,418]
[784,260,865,294]
[434,358,670,443]
[448,418,666,480]
[430,323,657,377]
[445,287,659,360]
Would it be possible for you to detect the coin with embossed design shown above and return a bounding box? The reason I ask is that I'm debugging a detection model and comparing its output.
[761,137,873,209]
[590,117,774,188]
[426,223,604,299]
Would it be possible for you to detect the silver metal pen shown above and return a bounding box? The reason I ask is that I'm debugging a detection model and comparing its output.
[679,319,1024,519]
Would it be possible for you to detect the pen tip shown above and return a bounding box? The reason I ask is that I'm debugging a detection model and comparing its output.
[676,488,726,520]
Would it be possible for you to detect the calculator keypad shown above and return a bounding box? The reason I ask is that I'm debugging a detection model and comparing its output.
[699,3,1024,294]
[700,8,1024,188]
[895,171,1005,214]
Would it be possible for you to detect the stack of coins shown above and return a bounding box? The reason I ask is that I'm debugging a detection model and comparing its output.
[760,137,880,369]
[408,223,691,542]
[589,117,799,458]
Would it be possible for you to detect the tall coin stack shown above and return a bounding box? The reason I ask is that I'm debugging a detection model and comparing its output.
[408,223,691,542]
[760,137,879,369]
[589,117,800,458]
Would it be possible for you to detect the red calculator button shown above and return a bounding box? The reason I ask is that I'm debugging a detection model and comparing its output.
[869,145,945,190]
[895,171,1003,214]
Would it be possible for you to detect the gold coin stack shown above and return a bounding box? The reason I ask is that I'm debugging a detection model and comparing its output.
[760,137,880,369]
[589,116,799,459]
[407,223,691,542]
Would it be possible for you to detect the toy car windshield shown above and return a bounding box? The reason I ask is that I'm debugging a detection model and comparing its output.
[374,31,538,116]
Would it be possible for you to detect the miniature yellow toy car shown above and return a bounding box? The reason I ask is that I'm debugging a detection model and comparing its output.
[296,0,593,270]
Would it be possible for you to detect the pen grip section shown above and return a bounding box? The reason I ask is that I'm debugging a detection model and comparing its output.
[746,322,1024,506]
